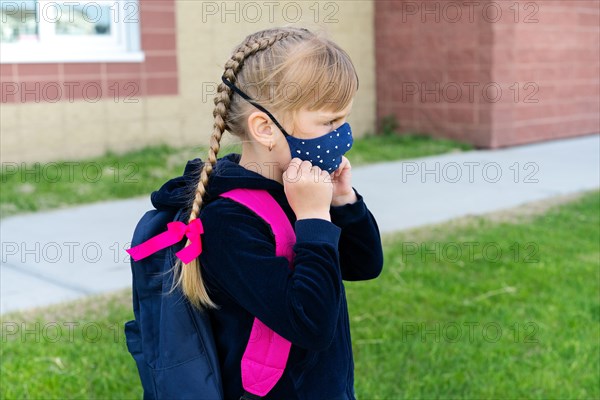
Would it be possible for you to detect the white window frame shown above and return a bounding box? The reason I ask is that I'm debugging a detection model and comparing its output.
[0,0,144,63]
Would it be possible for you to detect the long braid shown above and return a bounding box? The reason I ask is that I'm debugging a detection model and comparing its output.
[190,31,297,221]
[171,29,306,311]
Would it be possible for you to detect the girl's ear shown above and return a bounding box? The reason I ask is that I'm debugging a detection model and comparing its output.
[247,111,277,148]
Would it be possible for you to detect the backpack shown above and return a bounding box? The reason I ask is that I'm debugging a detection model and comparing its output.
[124,188,296,400]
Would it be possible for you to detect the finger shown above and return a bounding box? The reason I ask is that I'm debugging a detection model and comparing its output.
[342,156,351,170]
[285,158,302,180]
[301,161,316,176]
[339,156,350,170]
[337,159,351,177]
[332,159,346,175]
[289,157,302,169]
[311,165,323,179]
[284,168,297,181]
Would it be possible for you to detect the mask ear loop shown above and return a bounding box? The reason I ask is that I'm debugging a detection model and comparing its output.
[221,75,291,138]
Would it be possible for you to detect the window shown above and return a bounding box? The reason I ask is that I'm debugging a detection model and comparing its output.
[0,0,144,63]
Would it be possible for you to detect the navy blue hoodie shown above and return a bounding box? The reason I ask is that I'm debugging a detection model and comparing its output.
[151,152,384,400]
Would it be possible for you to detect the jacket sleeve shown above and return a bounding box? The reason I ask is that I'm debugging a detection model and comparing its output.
[199,199,343,351]
[330,187,384,281]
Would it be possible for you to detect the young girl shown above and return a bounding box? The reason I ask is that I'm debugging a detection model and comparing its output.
[160,27,383,399]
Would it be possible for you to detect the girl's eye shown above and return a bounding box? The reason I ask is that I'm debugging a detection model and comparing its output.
[326,119,337,126]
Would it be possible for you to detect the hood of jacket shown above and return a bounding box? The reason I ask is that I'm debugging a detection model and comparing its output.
[150,152,291,216]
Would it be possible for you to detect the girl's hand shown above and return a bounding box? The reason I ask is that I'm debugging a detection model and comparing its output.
[283,158,333,221]
[330,156,357,207]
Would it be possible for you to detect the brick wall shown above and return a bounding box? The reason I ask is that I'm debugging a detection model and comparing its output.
[0,0,180,162]
[1,1,377,163]
[375,0,600,148]
[0,0,178,104]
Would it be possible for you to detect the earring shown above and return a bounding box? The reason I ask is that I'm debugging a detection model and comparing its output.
[269,141,273,152]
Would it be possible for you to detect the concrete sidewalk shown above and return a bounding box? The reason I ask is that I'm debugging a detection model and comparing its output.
[1,134,598,315]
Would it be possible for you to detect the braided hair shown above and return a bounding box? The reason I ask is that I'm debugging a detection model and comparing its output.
[170,27,358,310]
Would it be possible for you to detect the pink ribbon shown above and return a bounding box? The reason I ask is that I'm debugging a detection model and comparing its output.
[126,219,204,264]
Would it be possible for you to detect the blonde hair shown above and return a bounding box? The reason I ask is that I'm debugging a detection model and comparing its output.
[170,27,359,311]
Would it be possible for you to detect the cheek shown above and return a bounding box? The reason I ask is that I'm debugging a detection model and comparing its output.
[301,123,331,138]
[320,125,335,135]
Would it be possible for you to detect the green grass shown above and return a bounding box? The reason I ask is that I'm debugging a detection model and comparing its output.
[0,133,471,219]
[348,189,600,399]
[0,291,138,399]
[3,190,596,399]
[0,143,215,219]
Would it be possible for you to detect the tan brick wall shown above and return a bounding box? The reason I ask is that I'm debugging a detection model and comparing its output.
[0,1,375,163]
[176,0,376,152]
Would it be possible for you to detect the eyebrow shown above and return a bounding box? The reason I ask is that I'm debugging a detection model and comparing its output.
[319,110,351,120]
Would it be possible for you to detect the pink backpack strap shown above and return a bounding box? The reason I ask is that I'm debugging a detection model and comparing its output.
[219,188,296,398]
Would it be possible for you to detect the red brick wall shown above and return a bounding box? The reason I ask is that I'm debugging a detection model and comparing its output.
[491,0,600,147]
[375,0,600,149]
[0,0,178,104]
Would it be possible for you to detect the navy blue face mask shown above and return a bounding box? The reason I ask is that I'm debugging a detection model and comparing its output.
[222,76,353,173]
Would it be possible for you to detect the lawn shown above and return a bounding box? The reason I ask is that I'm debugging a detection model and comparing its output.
[0,132,471,219]
[1,189,597,399]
